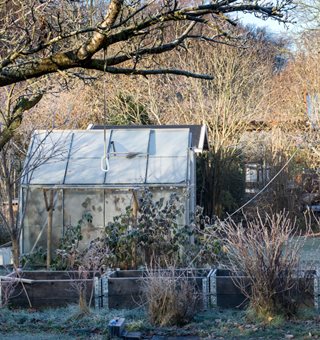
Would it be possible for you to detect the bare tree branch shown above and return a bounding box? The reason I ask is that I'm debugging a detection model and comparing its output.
[0,93,43,150]
[0,0,294,87]
[90,65,214,79]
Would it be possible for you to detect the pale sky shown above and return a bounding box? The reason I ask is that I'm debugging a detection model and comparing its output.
[236,12,297,36]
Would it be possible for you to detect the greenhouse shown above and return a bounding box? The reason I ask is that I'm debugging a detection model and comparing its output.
[20,125,208,254]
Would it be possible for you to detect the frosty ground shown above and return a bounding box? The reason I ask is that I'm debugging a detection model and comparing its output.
[1,305,320,340]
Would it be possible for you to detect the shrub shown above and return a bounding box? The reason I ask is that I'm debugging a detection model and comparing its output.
[0,274,17,308]
[104,191,220,269]
[216,211,312,321]
[143,266,199,327]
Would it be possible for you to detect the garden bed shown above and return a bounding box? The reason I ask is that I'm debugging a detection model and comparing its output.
[1,268,318,311]
[0,271,96,308]
[103,269,213,310]
[212,269,317,309]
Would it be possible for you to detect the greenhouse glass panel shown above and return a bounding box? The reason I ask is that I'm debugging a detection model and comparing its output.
[110,129,149,154]
[27,159,68,185]
[24,131,72,185]
[148,129,189,156]
[22,128,193,186]
[105,156,148,184]
[104,129,149,184]
[146,129,189,183]
[147,157,187,183]
[70,131,108,159]
[65,158,105,184]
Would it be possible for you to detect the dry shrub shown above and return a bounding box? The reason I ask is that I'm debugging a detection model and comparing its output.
[68,238,112,316]
[0,270,19,308]
[0,279,15,308]
[217,211,313,321]
[143,267,199,326]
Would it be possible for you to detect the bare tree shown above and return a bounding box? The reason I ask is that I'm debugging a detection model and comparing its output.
[0,141,24,266]
[294,0,320,29]
[271,31,320,167]
[0,88,71,266]
[148,27,282,216]
[0,0,294,85]
[25,24,289,216]
[0,0,294,148]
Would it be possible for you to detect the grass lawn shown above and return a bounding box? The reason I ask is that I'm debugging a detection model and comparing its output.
[1,306,320,339]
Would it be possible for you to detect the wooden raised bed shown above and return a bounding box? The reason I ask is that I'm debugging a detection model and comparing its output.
[2,268,317,310]
[0,271,96,308]
[212,269,316,309]
[104,269,212,310]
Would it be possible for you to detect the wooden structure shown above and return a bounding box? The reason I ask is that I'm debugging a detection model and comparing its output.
[213,269,316,309]
[105,269,212,310]
[0,271,95,308]
[1,199,18,220]
[1,268,317,310]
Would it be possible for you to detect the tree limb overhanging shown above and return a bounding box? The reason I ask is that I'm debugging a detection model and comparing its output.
[0,0,294,87]
[0,93,43,150]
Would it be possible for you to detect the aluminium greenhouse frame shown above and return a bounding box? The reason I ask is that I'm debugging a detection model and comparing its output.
[19,125,208,254]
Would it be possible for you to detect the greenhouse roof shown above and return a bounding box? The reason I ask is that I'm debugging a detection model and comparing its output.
[89,124,209,152]
[22,126,205,187]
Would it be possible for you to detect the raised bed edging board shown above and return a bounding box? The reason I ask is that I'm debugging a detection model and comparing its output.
[1,268,318,310]
[103,269,212,310]
[213,269,317,309]
[0,271,96,308]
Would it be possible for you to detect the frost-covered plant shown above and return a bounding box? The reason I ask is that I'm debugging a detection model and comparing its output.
[214,211,313,320]
[54,212,92,269]
[21,246,47,267]
[104,190,220,269]
[0,270,18,308]
[68,239,111,315]
[104,190,188,268]
[143,266,199,326]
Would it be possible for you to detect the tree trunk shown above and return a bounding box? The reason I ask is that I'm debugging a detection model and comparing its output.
[4,163,19,267]
[79,288,90,314]
[11,237,19,267]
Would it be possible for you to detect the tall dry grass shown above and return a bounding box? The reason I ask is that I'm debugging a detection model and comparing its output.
[143,267,199,326]
[216,211,314,320]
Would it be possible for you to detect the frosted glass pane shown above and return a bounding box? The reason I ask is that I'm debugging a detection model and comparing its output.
[148,130,189,156]
[25,131,71,184]
[70,131,109,159]
[65,158,105,184]
[28,159,68,184]
[147,156,187,183]
[105,156,147,184]
[110,129,149,154]
[31,131,71,159]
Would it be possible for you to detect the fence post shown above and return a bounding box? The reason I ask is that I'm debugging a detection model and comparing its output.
[94,276,99,309]
[315,269,319,312]
[0,277,2,308]
[209,269,217,308]
[202,276,208,310]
